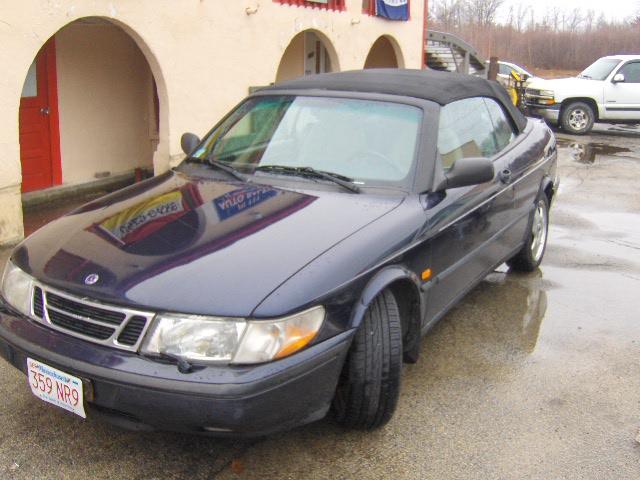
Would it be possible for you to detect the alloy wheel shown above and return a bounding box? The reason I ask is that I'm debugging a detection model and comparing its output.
[530,200,548,262]
[568,108,589,131]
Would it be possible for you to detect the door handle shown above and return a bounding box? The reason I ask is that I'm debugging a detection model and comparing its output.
[499,168,512,184]
[40,107,50,116]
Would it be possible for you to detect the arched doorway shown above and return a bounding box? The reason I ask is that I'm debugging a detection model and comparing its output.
[364,36,404,69]
[275,30,339,83]
[18,17,167,194]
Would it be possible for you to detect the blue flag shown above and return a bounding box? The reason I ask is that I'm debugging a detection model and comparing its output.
[376,0,409,21]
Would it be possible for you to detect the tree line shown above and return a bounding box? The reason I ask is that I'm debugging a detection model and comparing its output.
[429,0,640,71]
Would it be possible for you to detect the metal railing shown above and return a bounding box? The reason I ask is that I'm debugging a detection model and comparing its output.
[425,30,487,76]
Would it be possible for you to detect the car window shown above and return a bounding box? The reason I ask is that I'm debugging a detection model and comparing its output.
[618,62,640,83]
[437,98,497,170]
[579,58,621,80]
[499,64,511,76]
[483,98,516,152]
[207,98,290,165]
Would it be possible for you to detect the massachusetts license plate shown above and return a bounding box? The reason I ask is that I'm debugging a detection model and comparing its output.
[27,358,86,418]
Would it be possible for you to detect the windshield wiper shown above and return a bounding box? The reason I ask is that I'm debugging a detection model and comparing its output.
[578,74,592,79]
[255,165,361,193]
[185,156,247,183]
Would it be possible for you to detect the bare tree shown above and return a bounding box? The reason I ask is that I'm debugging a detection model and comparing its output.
[429,4,640,72]
[431,0,466,29]
[512,3,530,32]
[543,7,562,32]
[465,0,505,27]
[566,8,583,32]
[584,10,595,31]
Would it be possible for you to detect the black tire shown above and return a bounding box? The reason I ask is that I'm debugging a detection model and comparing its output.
[560,101,595,135]
[508,194,550,272]
[332,289,402,430]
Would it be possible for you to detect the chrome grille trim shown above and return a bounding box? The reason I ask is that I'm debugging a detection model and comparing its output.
[29,282,155,353]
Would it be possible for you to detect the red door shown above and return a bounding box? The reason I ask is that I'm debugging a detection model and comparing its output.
[19,40,61,193]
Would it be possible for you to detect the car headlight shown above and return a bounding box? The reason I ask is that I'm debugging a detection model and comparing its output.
[539,90,555,98]
[141,306,325,365]
[1,260,34,316]
[233,306,325,364]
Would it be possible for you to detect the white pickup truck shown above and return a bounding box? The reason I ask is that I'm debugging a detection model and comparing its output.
[525,55,640,134]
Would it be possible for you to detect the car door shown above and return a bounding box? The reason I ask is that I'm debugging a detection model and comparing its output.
[604,61,640,120]
[424,97,516,323]
[482,98,536,253]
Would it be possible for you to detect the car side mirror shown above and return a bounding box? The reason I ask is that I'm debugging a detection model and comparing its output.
[181,132,201,155]
[612,73,625,83]
[436,157,495,191]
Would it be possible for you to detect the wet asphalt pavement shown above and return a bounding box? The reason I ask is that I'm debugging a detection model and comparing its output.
[0,123,639,479]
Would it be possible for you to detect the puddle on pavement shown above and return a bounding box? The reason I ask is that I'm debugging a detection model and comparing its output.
[547,210,640,274]
[556,139,631,164]
[413,268,550,381]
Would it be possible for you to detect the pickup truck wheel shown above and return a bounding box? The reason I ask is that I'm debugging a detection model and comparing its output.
[561,101,595,135]
[332,289,402,430]
[508,194,549,272]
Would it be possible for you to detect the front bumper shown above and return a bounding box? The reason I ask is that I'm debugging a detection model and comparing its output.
[527,104,561,124]
[0,307,353,436]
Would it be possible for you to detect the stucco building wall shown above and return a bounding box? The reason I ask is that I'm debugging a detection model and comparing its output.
[364,36,402,68]
[276,32,307,83]
[0,0,426,244]
[56,22,156,185]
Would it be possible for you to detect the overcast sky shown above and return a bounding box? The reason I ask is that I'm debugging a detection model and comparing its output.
[499,0,638,22]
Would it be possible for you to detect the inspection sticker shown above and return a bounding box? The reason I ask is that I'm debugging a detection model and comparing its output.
[27,358,86,418]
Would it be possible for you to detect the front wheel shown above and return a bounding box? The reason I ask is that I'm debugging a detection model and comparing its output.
[508,195,549,272]
[332,289,402,430]
[560,101,595,135]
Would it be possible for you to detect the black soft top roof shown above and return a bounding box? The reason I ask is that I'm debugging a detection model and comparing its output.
[267,68,528,132]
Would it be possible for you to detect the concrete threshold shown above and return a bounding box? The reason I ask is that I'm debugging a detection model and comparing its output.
[21,171,137,210]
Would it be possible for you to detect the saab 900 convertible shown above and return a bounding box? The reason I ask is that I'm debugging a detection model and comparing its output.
[0,69,558,436]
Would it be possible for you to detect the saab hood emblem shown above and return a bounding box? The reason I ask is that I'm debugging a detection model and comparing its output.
[84,274,100,285]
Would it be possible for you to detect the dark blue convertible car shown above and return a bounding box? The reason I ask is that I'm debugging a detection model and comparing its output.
[0,69,558,435]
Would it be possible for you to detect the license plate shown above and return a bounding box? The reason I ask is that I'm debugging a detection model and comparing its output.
[27,358,86,418]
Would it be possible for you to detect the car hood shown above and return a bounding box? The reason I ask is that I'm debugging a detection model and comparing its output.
[527,76,601,94]
[524,75,543,84]
[15,170,403,317]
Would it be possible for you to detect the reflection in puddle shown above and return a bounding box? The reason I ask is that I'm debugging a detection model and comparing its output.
[556,139,631,164]
[417,268,549,380]
[477,270,548,354]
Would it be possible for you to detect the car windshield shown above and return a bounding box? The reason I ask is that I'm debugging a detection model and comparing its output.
[579,58,621,80]
[517,65,534,77]
[186,95,422,188]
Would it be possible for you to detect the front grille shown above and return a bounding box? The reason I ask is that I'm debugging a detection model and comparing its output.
[117,316,148,346]
[48,309,115,340]
[30,284,153,352]
[33,287,44,318]
[46,292,125,325]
